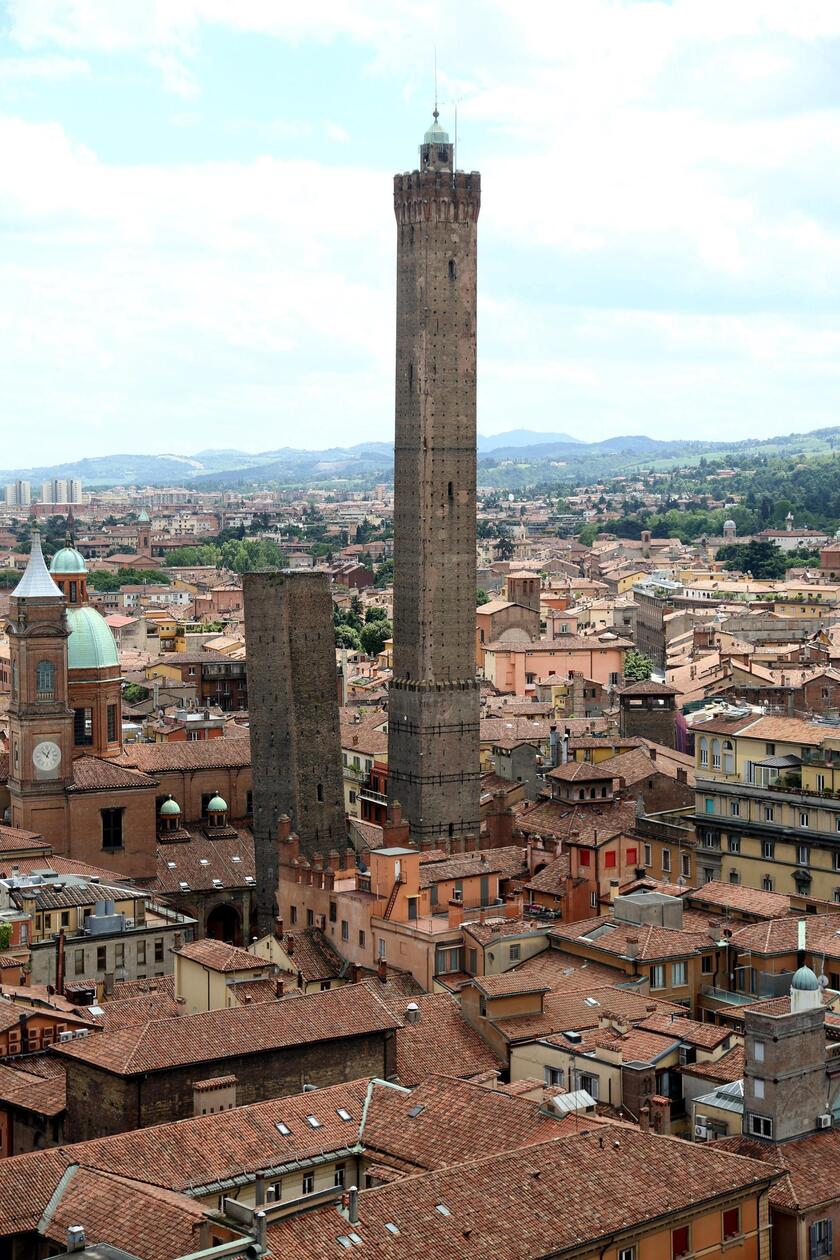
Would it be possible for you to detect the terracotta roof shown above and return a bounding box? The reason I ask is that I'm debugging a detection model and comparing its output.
[0,855,130,883]
[0,1057,66,1116]
[507,949,621,993]
[461,916,549,947]
[52,983,399,1076]
[97,988,182,1031]
[10,880,142,912]
[636,1013,733,1049]
[620,679,678,696]
[525,853,571,895]
[110,736,251,774]
[174,938,269,973]
[717,1129,840,1213]
[418,852,507,889]
[549,914,712,963]
[516,797,639,846]
[684,1044,745,1085]
[594,745,693,788]
[728,913,840,959]
[687,880,793,920]
[149,830,255,894]
[489,984,683,1045]
[545,1024,679,1064]
[70,757,158,792]
[277,928,346,984]
[546,760,614,783]
[43,1167,209,1260]
[0,824,49,853]
[383,996,503,1087]
[266,1128,778,1260]
[472,973,550,998]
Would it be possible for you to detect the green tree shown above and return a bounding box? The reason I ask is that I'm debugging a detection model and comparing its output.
[623,649,654,682]
[374,559,394,589]
[476,588,490,606]
[717,540,788,580]
[123,682,150,704]
[0,922,11,950]
[88,571,122,592]
[335,624,362,651]
[360,619,392,656]
[365,606,388,623]
[0,569,21,589]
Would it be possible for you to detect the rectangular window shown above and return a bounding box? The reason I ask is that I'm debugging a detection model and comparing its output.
[818,774,826,792]
[74,949,85,975]
[753,1078,765,1099]
[306,909,314,928]
[544,1066,564,1087]
[302,1173,314,1195]
[671,961,687,987]
[798,845,810,867]
[705,798,715,814]
[115,943,124,968]
[763,876,774,892]
[579,850,591,867]
[644,844,652,867]
[154,939,164,963]
[619,1250,636,1260]
[800,812,810,829]
[107,704,117,743]
[810,1219,833,1259]
[429,884,438,907]
[74,706,93,746]
[672,1225,690,1259]
[329,902,337,923]
[96,945,106,971]
[290,905,297,926]
[723,1208,740,1241]
[468,948,478,973]
[137,940,146,965]
[334,1164,346,1189]
[578,1072,599,1100]
[407,897,418,922]
[101,807,124,851]
[661,848,671,873]
[762,839,775,859]
[764,805,775,823]
[358,930,365,948]
[730,800,740,817]
[509,943,521,961]
[748,1114,773,1138]
[728,836,740,854]
[341,920,349,941]
[626,847,637,865]
[650,964,666,990]
[681,852,691,878]
[604,850,616,869]
[702,954,713,974]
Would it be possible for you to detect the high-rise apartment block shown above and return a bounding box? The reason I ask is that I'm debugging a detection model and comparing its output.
[5,480,31,507]
[243,570,346,932]
[387,114,481,841]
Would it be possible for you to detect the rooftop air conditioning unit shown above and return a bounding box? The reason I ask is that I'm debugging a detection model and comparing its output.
[694,1124,709,1141]
[818,1113,832,1129]
[58,1030,75,1043]
[74,1029,90,1039]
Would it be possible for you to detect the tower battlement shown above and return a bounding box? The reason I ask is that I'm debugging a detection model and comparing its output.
[393,170,481,224]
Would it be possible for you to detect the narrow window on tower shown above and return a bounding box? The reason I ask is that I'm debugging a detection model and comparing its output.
[408,363,413,392]
[35,660,55,701]
[448,259,456,280]
[447,481,454,504]
[316,783,324,803]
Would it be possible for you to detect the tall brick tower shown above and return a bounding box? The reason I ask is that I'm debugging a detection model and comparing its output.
[243,571,346,934]
[387,113,481,842]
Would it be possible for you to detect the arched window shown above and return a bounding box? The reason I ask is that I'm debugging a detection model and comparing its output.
[723,740,735,775]
[35,659,55,701]
[699,737,708,768]
[711,739,721,771]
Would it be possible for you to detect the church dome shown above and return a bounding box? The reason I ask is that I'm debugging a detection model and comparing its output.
[138,509,150,522]
[50,546,88,575]
[723,520,736,530]
[207,793,228,813]
[66,605,119,670]
[160,796,181,817]
[791,964,820,992]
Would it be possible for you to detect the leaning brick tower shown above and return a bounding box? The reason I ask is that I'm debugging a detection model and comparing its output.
[387,112,481,842]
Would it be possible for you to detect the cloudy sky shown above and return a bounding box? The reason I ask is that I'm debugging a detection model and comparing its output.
[1,0,839,465]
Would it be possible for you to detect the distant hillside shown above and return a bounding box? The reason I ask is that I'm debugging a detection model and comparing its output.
[478,430,582,451]
[4,427,840,491]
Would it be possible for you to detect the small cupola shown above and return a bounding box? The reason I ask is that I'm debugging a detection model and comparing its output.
[159,794,182,833]
[206,791,228,828]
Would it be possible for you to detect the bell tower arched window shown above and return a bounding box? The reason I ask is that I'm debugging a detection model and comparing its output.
[35,659,55,701]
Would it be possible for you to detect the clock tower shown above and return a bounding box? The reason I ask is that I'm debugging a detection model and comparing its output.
[6,531,74,842]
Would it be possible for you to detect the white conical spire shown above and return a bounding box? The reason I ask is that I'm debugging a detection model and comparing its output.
[11,529,63,599]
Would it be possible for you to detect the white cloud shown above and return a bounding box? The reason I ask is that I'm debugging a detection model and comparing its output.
[0,54,90,81]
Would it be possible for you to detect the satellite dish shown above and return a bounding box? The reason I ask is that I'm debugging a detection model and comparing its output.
[819,975,830,987]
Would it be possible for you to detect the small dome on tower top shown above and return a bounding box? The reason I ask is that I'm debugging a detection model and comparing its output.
[207,793,228,813]
[160,795,181,817]
[424,109,449,144]
[50,545,88,575]
[723,520,736,530]
[792,964,820,992]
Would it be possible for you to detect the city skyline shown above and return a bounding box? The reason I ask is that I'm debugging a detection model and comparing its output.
[2,1,840,465]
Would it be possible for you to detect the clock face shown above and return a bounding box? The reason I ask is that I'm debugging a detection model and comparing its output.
[33,741,62,772]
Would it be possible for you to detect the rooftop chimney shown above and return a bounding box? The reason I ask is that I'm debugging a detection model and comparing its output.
[66,1226,86,1252]
[348,1186,359,1226]
[377,958,387,983]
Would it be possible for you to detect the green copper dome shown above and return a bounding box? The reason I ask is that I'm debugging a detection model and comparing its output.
[67,605,119,670]
[50,546,88,575]
[792,964,820,992]
[138,509,150,522]
[207,794,228,813]
[160,796,181,816]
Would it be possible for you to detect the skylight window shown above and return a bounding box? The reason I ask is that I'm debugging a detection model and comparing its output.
[306,1115,322,1129]
[435,1204,451,1217]
[337,1107,352,1121]
[584,997,600,1007]
[384,1224,400,1236]
[348,1233,363,1245]
[166,861,176,869]
[337,1238,352,1250]
[178,881,190,891]
[231,855,241,863]
[199,859,209,866]
[276,1122,291,1136]
[407,1104,425,1118]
